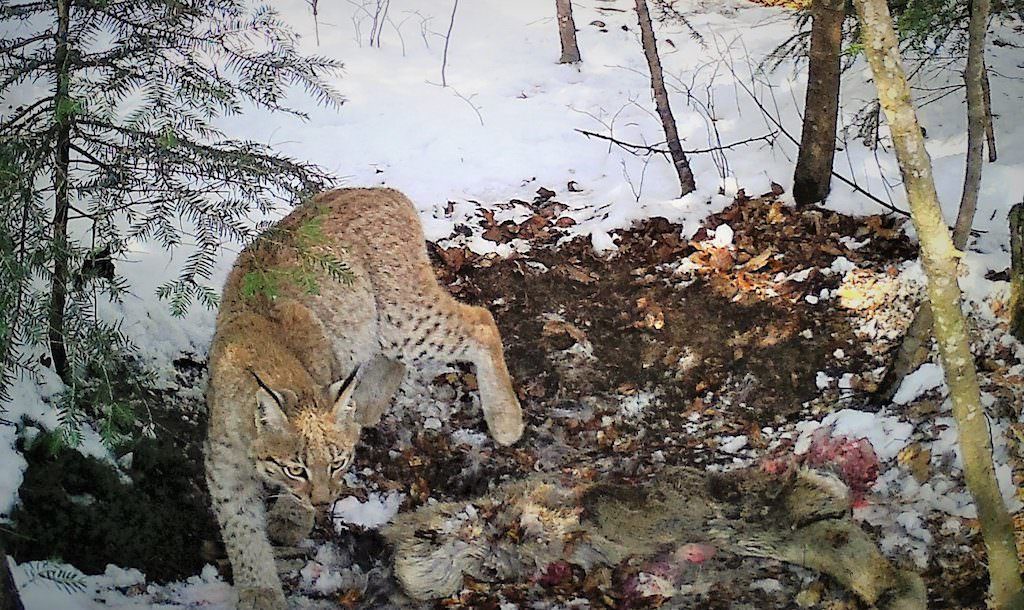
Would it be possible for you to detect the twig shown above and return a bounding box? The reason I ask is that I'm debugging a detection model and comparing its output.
[307,0,320,46]
[569,103,631,155]
[441,0,459,87]
[620,157,651,202]
[450,87,484,126]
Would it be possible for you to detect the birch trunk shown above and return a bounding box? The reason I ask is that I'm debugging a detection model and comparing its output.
[792,0,844,206]
[634,0,696,196]
[852,0,1024,606]
[556,0,581,64]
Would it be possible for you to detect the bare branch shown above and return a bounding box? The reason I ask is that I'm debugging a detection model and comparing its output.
[574,128,776,156]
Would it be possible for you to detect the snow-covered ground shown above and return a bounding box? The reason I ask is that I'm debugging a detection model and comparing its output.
[3,0,1024,606]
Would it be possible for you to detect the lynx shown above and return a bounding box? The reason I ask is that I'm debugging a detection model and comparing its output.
[204,188,524,610]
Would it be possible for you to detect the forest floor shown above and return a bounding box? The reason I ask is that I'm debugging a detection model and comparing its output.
[9,190,1023,609]
[5,0,1024,607]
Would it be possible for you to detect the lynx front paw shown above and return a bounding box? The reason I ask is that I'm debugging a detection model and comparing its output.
[484,398,524,446]
[237,586,287,610]
[267,496,315,546]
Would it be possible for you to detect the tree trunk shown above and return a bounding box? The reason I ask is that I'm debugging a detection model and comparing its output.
[982,63,997,163]
[1011,203,1023,342]
[0,545,24,610]
[852,0,1024,607]
[792,0,845,206]
[556,0,581,64]
[878,0,991,399]
[634,0,696,196]
[952,0,992,247]
[48,0,72,383]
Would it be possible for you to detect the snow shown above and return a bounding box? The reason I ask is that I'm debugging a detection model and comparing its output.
[298,545,348,596]
[795,409,913,462]
[2,0,1023,604]
[750,578,784,593]
[815,371,833,390]
[12,562,234,610]
[332,492,404,529]
[827,256,858,275]
[709,223,735,248]
[718,435,748,454]
[451,428,490,447]
[892,362,946,405]
[619,391,657,419]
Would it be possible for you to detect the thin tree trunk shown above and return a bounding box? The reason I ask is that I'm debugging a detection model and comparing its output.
[852,0,1024,607]
[48,0,72,382]
[0,545,25,610]
[440,0,458,88]
[982,63,997,162]
[634,0,696,196]
[556,0,581,64]
[952,0,991,247]
[308,0,320,46]
[1011,203,1023,342]
[792,0,844,206]
[878,0,991,400]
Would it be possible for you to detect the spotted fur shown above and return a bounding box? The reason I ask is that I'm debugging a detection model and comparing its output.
[205,188,524,610]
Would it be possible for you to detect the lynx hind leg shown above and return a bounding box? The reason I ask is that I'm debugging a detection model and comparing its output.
[205,440,287,610]
[461,305,524,445]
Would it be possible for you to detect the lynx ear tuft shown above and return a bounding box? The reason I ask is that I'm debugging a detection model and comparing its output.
[252,372,290,432]
[329,366,360,424]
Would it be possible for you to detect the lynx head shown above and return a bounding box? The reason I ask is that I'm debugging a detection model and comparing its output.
[249,368,366,510]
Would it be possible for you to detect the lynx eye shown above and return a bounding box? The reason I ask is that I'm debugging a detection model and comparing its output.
[281,464,308,480]
[329,455,351,475]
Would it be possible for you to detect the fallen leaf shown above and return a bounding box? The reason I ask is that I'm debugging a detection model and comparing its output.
[480,209,496,228]
[866,215,900,240]
[542,317,589,343]
[708,247,735,272]
[338,589,363,609]
[766,202,787,224]
[898,442,932,483]
[436,246,468,272]
[558,263,598,284]
[743,247,774,271]
[482,225,511,243]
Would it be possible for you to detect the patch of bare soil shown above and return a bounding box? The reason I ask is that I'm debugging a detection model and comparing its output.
[452,198,913,423]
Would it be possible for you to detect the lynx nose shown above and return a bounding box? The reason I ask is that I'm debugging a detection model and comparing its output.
[311,487,333,508]
[309,481,333,505]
